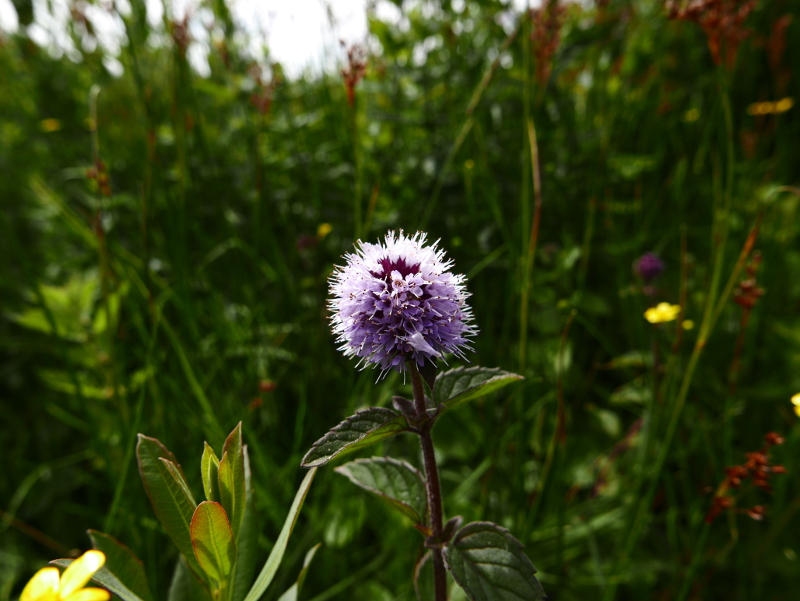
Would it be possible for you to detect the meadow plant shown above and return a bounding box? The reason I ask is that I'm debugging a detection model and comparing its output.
[34,424,316,601]
[302,231,545,601]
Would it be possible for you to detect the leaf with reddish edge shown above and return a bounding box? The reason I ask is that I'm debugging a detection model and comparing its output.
[191,501,236,587]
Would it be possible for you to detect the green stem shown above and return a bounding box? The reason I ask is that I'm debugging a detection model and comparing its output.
[675,521,711,601]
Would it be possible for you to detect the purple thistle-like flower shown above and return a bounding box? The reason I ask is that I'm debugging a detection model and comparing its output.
[635,252,666,283]
[329,231,476,376]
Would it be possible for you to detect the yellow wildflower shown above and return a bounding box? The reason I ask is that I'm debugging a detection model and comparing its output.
[792,393,800,417]
[21,550,109,601]
[747,98,794,116]
[644,302,681,324]
[317,223,332,240]
[682,319,695,330]
[683,108,700,122]
[40,119,62,133]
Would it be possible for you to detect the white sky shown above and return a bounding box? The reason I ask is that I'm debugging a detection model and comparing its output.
[0,0,532,78]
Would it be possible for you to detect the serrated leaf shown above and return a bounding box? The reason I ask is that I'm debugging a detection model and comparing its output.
[191,501,236,586]
[433,367,523,410]
[220,423,246,540]
[201,442,220,502]
[50,559,146,601]
[87,530,154,601]
[335,457,427,524]
[167,557,213,601]
[136,435,204,580]
[276,543,322,601]
[443,522,545,601]
[301,408,407,468]
[231,446,258,601]
[414,552,435,601]
[243,468,317,601]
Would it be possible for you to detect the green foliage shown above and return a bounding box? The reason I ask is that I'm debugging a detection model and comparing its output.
[335,457,427,525]
[88,530,155,601]
[444,522,545,601]
[433,367,524,410]
[136,435,204,581]
[243,468,317,601]
[301,408,407,467]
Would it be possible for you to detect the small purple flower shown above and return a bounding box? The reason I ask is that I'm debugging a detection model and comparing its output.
[635,252,666,282]
[329,231,476,375]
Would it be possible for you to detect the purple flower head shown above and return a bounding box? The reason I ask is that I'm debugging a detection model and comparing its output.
[635,252,666,283]
[329,231,476,376]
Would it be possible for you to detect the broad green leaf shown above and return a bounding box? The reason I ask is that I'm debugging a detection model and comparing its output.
[201,442,220,502]
[301,408,407,468]
[191,501,236,586]
[276,543,322,601]
[414,552,435,601]
[219,423,246,539]
[443,522,545,601]
[433,367,523,410]
[136,435,204,579]
[167,557,213,601]
[335,457,427,524]
[87,530,154,601]
[243,468,317,601]
[231,446,258,601]
[50,560,145,601]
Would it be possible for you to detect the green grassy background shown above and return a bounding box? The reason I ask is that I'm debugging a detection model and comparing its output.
[2,0,800,599]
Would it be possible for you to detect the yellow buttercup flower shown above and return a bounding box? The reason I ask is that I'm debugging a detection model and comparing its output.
[792,393,800,417]
[682,319,695,330]
[317,222,332,240]
[21,550,110,601]
[644,303,681,324]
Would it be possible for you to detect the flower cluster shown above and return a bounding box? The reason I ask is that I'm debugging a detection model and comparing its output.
[705,432,786,524]
[341,41,367,107]
[21,550,109,601]
[667,0,758,70]
[530,0,566,86]
[329,231,476,375]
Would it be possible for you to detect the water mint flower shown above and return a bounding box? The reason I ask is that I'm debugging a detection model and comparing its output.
[634,252,666,282]
[329,231,476,375]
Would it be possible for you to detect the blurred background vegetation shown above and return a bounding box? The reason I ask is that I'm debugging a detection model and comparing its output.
[2,0,800,599]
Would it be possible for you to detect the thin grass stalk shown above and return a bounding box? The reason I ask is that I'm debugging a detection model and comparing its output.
[675,520,711,601]
[519,118,543,371]
[104,309,162,533]
[90,86,125,424]
[526,310,575,530]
